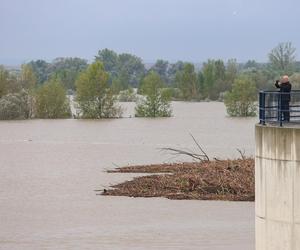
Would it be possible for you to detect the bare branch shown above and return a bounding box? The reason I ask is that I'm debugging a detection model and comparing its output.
[160,147,206,161]
[236,148,246,160]
[189,133,210,161]
[160,134,210,163]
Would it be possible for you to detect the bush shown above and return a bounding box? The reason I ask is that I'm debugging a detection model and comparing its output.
[35,79,71,118]
[0,90,31,120]
[135,72,172,117]
[224,76,257,117]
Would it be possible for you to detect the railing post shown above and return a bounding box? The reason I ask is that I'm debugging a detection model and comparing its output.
[259,91,266,125]
[279,92,283,127]
[259,92,262,124]
[262,92,265,125]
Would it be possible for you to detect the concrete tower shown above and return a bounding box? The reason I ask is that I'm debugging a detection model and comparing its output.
[255,124,300,249]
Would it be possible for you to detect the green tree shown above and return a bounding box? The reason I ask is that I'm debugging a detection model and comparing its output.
[51,57,88,90]
[0,66,20,96]
[213,59,227,99]
[96,50,145,88]
[225,58,238,85]
[19,64,37,118]
[214,59,226,80]
[201,59,227,100]
[224,76,257,117]
[28,60,51,85]
[268,42,296,74]
[202,60,217,99]
[150,59,169,84]
[117,53,145,87]
[111,77,123,94]
[95,49,119,79]
[35,79,71,118]
[136,71,172,117]
[168,61,185,86]
[0,66,10,97]
[75,61,122,118]
[243,60,258,70]
[242,69,271,90]
[176,63,199,100]
[114,69,131,90]
[20,64,37,90]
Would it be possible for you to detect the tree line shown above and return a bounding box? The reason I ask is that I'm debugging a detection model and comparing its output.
[0,42,298,119]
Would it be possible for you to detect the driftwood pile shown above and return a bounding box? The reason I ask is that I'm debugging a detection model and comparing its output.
[100,135,255,201]
[101,158,254,201]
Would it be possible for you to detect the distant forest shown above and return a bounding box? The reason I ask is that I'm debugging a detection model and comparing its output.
[0,42,299,119]
[3,42,300,100]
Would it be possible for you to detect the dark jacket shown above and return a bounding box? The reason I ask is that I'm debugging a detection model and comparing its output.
[275,81,292,102]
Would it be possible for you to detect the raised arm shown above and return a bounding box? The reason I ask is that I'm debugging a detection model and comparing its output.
[275,80,280,89]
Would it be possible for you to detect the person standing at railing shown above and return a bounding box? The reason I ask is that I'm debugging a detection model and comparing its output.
[275,75,292,121]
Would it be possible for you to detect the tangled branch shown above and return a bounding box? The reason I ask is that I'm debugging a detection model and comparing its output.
[160,133,210,162]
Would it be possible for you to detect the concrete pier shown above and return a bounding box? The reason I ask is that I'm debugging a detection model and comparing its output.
[255,124,300,250]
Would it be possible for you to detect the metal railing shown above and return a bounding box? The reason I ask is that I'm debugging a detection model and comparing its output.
[259,90,300,126]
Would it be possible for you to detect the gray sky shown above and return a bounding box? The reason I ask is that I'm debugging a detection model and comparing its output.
[1,0,299,64]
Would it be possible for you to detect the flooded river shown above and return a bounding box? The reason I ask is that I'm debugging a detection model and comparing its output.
[0,102,256,250]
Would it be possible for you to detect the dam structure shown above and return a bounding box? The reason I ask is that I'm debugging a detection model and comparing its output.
[256,90,300,249]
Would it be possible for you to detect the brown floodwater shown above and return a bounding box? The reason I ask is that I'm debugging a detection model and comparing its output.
[0,102,256,250]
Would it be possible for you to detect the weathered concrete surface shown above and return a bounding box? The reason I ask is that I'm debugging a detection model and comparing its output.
[255,124,300,250]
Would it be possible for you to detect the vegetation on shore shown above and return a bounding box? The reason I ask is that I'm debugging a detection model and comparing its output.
[101,158,254,201]
[0,42,299,119]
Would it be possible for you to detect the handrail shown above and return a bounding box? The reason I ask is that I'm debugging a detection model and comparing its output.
[259,90,300,127]
[259,90,300,93]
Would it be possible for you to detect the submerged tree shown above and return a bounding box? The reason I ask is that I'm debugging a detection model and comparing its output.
[0,66,36,119]
[0,90,32,120]
[35,79,71,118]
[19,64,37,117]
[75,61,122,118]
[176,63,199,100]
[224,76,257,117]
[202,60,216,97]
[136,71,172,117]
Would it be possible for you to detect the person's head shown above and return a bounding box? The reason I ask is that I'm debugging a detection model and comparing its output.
[281,75,289,83]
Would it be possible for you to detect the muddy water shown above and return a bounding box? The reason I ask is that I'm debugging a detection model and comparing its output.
[0,102,256,250]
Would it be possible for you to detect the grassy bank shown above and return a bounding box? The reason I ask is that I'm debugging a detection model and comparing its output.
[101,158,254,201]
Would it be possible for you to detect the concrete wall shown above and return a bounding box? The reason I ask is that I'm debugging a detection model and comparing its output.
[255,124,300,250]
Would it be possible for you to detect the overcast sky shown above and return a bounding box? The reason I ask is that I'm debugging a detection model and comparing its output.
[1,0,299,64]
